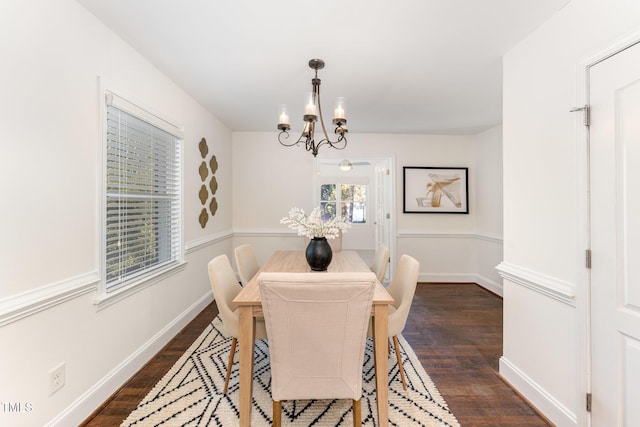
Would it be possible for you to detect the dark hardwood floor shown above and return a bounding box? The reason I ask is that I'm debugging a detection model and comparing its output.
[82,283,551,426]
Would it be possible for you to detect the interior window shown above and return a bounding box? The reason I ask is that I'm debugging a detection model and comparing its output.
[320,183,367,224]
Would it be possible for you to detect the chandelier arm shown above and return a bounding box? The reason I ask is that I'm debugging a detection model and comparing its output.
[278,130,306,147]
[315,84,333,143]
[318,133,347,151]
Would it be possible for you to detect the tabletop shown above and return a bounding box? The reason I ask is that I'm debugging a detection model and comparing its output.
[234,250,393,306]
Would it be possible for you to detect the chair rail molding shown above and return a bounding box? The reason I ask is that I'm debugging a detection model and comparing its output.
[232,228,298,238]
[496,262,576,306]
[0,272,99,327]
[397,231,503,244]
[185,229,233,254]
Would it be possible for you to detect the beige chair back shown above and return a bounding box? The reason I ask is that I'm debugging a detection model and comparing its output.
[208,255,243,338]
[386,254,420,337]
[258,272,376,402]
[208,254,267,394]
[208,254,267,340]
[234,244,260,286]
[370,243,390,282]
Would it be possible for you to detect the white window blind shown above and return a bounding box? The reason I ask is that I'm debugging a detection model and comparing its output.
[105,93,182,292]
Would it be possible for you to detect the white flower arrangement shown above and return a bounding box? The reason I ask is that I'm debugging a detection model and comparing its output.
[280,207,349,239]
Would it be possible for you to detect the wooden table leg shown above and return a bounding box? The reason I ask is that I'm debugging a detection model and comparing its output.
[373,304,389,427]
[238,306,255,427]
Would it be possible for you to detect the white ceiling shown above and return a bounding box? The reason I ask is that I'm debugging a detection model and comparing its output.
[77,0,570,135]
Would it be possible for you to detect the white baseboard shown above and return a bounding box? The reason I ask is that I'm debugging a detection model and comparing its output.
[499,356,577,427]
[46,291,214,427]
[419,272,476,283]
[474,274,503,296]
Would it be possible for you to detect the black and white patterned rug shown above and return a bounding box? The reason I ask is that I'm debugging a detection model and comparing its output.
[121,316,459,426]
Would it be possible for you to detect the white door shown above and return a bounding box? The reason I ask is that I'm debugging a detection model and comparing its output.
[589,41,640,426]
[374,159,392,281]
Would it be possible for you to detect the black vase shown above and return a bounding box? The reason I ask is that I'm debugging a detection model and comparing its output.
[305,237,333,271]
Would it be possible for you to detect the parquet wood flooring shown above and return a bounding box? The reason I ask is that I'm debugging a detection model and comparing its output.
[81,283,551,426]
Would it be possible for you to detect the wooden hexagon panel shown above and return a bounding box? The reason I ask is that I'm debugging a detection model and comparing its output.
[209,176,218,195]
[198,138,208,158]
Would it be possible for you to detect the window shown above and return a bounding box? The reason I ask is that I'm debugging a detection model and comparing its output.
[104,92,183,293]
[320,183,367,224]
[320,184,338,221]
[341,184,367,223]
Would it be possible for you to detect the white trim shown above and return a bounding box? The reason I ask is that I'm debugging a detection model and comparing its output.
[231,229,297,238]
[420,272,476,283]
[418,272,503,296]
[496,262,576,306]
[46,291,213,427]
[474,232,504,244]
[474,273,504,297]
[185,230,233,254]
[398,231,475,239]
[500,356,577,427]
[93,261,188,310]
[104,89,184,138]
[0,272,99,327]
[398,231,503,243]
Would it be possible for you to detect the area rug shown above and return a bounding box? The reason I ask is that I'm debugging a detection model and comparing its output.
[121,316,459,426]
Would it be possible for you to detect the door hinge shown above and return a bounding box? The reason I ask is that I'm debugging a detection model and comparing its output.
[586,249,592,269]
[586,393,592,412]
[570,105,590,127]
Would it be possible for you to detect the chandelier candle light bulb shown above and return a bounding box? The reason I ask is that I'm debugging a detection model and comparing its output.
[304,92,317,117]
[334,97,346,122]
[278,104,290,126]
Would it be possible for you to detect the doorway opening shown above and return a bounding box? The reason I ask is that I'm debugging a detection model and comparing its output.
[314,157,395,281]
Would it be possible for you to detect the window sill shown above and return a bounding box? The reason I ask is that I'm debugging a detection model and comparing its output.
[94,261,188,311]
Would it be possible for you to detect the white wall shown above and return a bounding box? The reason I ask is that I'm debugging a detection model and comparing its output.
[0,1,233,425]
[501,0,640,425]
[232,130,504,292]
[474,126,504,292]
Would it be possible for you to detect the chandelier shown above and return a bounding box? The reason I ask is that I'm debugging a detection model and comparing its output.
[277,59,348,157]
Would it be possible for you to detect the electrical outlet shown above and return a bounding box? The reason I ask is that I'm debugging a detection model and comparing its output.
[49,363,65,395]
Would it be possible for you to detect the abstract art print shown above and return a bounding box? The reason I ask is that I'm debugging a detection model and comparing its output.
[403,166,469,213]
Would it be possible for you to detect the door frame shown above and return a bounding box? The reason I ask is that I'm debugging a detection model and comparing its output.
[312,156,396,277]
[576,31,640,427]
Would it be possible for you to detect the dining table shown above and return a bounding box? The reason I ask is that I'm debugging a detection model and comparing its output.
[233,250,394,426]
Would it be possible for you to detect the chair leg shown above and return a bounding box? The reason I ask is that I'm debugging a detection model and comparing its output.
[273,400,282,427]
[223,337,237,395]
[352,399,361,427]
[393,335,407,390]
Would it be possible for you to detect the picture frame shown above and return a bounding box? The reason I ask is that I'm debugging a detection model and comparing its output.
[403,166,469,213]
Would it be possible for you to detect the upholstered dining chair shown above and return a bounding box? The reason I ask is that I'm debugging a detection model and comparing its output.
[234,244,260,286]
[257,271,377,427]
[370,243,390,283]
[207,254,267,394]
[369,254,419,390]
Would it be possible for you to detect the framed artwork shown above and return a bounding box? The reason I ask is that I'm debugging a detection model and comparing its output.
[403,166,469,213]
